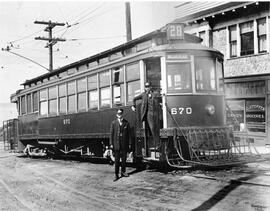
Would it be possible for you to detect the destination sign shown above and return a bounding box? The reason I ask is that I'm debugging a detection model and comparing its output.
[166,53,190,60]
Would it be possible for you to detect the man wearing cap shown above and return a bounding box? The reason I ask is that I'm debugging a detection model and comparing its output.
[131,81,160,156]
[110,109,131,181]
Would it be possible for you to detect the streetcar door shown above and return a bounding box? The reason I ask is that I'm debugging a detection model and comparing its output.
[143,58,162,158]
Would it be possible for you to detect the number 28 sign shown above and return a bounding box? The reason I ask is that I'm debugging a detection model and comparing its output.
[166,23,184,40]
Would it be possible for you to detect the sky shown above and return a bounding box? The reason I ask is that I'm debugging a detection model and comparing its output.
[0,0,179,123]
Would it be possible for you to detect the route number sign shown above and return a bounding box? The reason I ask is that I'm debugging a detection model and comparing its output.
[166,23,184,40]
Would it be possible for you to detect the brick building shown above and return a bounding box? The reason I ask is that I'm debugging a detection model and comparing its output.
[173,1,270,144]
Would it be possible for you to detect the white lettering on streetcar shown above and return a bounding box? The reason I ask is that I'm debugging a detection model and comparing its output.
[171,107,192,115]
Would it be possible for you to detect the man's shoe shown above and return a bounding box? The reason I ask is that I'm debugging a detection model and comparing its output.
[121,172,129,177]
[113,175,119,182]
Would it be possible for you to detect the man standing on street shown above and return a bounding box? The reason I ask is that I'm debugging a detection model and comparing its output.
[110,109,131,181]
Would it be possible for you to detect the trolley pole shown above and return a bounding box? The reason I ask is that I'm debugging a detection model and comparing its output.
[125,2,132,42]
[34,20,66,72]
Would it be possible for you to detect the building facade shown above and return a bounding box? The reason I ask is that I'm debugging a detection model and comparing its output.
[174,1,270,145]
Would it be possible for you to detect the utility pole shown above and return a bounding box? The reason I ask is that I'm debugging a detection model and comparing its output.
[125,2,132,42]
[34,20,66,71]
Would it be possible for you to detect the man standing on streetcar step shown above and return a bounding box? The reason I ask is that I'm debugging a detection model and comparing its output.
[131,81,161,156]
[110,109,131,182]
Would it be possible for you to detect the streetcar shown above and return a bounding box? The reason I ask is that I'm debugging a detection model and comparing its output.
[8,23,261,168]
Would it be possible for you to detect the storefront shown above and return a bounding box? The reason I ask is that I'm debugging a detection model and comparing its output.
[225,76,268,144]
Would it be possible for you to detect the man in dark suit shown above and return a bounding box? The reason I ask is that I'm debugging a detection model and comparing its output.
[110,109,131,181]
[131,81,161,156]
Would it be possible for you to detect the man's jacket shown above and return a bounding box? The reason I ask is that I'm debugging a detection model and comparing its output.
[110,119,131,151]
[133,90,160,121]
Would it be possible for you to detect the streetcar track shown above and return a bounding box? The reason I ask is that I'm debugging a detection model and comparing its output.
[0,178,34,211]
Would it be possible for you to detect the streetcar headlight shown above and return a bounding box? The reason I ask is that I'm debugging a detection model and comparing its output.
[205,104,215,115]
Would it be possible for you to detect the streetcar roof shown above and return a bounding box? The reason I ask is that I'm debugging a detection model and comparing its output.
[21,29,218,86]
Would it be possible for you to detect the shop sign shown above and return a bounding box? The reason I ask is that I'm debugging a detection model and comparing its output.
[246,104,265,111]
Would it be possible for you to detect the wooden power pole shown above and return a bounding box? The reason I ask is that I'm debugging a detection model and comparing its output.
[125,2,132,42]
[34,20,66,71]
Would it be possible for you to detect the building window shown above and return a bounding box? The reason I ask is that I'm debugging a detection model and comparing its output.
[88,74,98,109]
[229,25,237,57]
[67,81,76,113]
[48,86,57,115]
[39,89,48,115]
[112,67,124,105]
[240,21,254,56]
[167,63,192,92]
[77,78,87,111]
[257,18,267,53]
[246,98,265,133]
[195,58,216,91]
[59,83,67,114]
[199,31,206,46]
[226,100,245,131]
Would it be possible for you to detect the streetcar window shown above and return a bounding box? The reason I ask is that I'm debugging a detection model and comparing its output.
[195,58,216,91]
[59,84,67,114]
[100,87,110,107]
[26,94,32,113]
[126,62,140,104]
[48,86,57,99]
[39,89,47,101]
[48,86,57,115]
[77,78,87,93]
[113,67,124,83]
[40,101,48,116]
[49,99,57,115]
[67,81,76,95]
[88,90,98,109]
[99,71,110,87]
[33,91,38,112]
[59,97,67,114]
[126,63,140,81]
[59,84,67,97]
[113,84,124,105]
[67,81,76,113]
[39,89,48,115]
[127,80,141,103]
[68,95,76,113]
[167,63,191,92]
[78,92,87,111]
[21,95,26,115]
[113,67,124,105]
[88,75,97,90]
[216,60,224,92]
[77,78,87,111]
[88,75,98,109]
